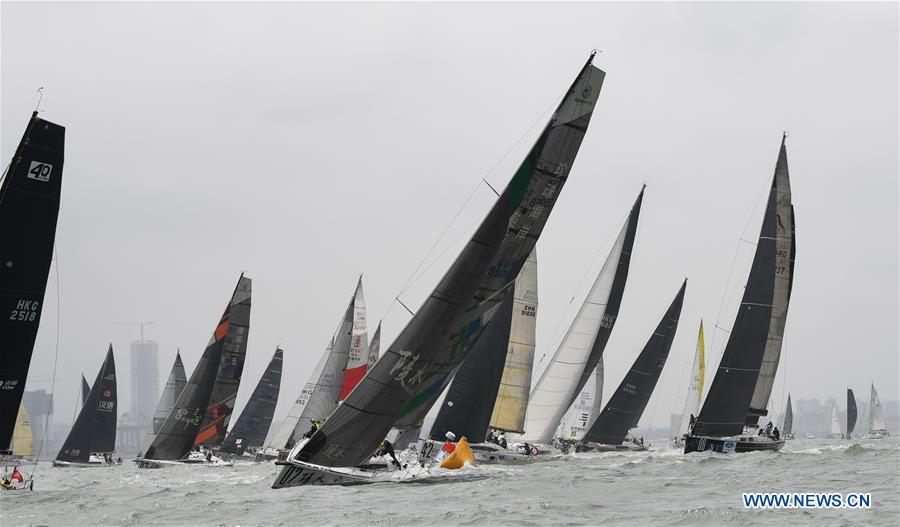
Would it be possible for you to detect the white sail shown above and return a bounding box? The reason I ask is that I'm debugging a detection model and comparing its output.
[489,249,539,433]
[678,321,705,436]
[830,405,842,435]
[340,277,369,401]
[519,223,628,444]
[870,384,886,432]
[556,357,603,441]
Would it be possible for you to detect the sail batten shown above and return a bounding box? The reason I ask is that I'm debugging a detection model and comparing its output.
[285,54,605,469]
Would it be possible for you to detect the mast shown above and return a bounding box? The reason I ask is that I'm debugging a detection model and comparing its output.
[221,347,283,453]
[520,187,643,444]
[489,249,539,433]
[195,275,252,446]
[286,53,605,469]
[746,135,794,425]
[582,280,686,445]
[0,111,65,454]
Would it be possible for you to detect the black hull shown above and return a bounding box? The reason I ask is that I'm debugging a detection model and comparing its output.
[684,434,784,454]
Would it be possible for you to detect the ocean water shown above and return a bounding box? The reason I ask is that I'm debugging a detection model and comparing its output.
[2,437,898,526]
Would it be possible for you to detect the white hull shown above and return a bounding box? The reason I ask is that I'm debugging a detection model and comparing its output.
[824,433,843,439]
[134,456,234,469]
[52,460,114,468]
[865,430,890,439]
[582,441,648,452]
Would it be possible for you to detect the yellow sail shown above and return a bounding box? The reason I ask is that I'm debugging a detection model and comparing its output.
[697,320,705,402]
[440,437,475,470]
[12,403,35,457]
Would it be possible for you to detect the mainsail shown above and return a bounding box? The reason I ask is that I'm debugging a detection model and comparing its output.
[273,284,357,450]
[847,388,857,437]
[781,394,793,435]
[56,345,117,462]
[153,352,187,434]
[520,187,643,444]
[692,140,787,438]
[746,136,795,425]
[340,277,369,401]
[0,111,65,454]
[196,275,252,446]
[287,53,605,470]
[869,383,886,433]
[830,405,841,436]
[143,276,248,461]
[582,280,686,445]
[428,287,516,443]
[489,249,539,433]
[11,403,35,457]
[221,347,283,454]
[678,321,705,436]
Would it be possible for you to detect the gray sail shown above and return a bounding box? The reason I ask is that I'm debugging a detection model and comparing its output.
[221,347,283,453]
[782,394,793,435]
[142,276,249,461]
[847,388,857,437]
[286,53,604,470]
[746,136,794,424]
[196,275,252,446]
[153,352,187,434]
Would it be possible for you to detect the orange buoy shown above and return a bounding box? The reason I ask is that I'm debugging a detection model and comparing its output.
[440,436,476,469]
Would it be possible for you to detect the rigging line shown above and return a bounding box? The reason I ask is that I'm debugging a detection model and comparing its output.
[380,96,560,325]
[30,245,61,478]
[34,86,44,113]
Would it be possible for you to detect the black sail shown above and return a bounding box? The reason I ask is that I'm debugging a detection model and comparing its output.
[567,187,643,411]
[582,280,685,445]
[428,289,516,443]
[847,388,857,436]
[692,184,778,438]
[56,345,117,462]
[288,53,605,469]
[196,275,252,446]
[221,347,283,454]
[81,375,91,405]
[143,277,245,461]
[0,112,65,453]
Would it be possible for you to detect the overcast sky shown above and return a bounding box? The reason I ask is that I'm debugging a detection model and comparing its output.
[2,1,897,431]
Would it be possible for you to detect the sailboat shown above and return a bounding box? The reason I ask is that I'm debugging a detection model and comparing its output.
[846,388,857,440]
[519,186,644,448]
[866,383,889,438]
[684,135,795,454]
[422,250,538,462]
[825,404,842,439]
[580,280,686,452]
[53,345,119,467]
[781,394,794,440]
[136,275,251,468]
[221,347,283,456]
[0,111,65,461]
[263,278,361,460]
[674,321,705,447]
[272,52,605,487]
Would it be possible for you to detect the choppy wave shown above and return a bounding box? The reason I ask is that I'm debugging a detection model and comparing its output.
[1,437,897,526]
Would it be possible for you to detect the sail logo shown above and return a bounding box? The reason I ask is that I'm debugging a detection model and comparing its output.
[600,314,616,329]
[776,213,786,234]
[576,85,595,105]
[99,400,115,410]
[9,299,40,322]
[390,350,427,393]
[0,379,20,390]
[174,407,201,427]
[26,161,52,182]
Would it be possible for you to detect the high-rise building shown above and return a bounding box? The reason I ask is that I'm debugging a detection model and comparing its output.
[22,389,52,448]
[130,339,159,427]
